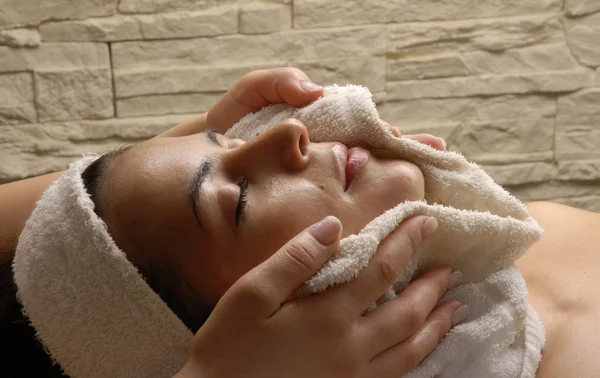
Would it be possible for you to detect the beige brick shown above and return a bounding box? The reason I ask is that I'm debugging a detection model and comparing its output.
[461,43,580,75]
[114,63,279,98]
[556,131,600,160]
[116,93,223,118]
[40,7,238,42]
[387,70,592,101]
[388,14,562,57]
[557,160,600,180]
[294,57,386,92]
[0,0,118,28]
[0,72,36,124]
[564,13,600,67]
[557,88,600,132]
[470,152,554,165]
[387,55,470,81]
[378,95,556,128]
[0,115,190,180]
[0,43,109,73]
[453,118,554,158]
[111,26,385,70]
[240,3,291,34]
[35,68,113,122]
[0,28,40,47]
[482,162,553,186]
[565,0,600,17]
[553,196,600,213]
[294,0,560,28]
[506,181,600,202]
[118,0,214,14]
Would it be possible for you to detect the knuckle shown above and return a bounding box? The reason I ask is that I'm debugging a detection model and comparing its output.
[403,347,425,372]
[376,256,400,287]
[232,274,269,303]
[283,242,319,274]
[405,301,428,334]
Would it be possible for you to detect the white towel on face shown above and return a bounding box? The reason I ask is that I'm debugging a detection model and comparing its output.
[225,85,545,378]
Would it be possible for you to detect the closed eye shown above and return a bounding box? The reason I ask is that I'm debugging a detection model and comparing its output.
[235,177,249,226]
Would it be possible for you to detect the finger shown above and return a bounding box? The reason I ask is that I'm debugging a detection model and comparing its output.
[359,266,457,355]
[403,134,446,151]
[364,300,467,378]
[208,67,324,129]
[326,215,438,317]
[226,216,342,317]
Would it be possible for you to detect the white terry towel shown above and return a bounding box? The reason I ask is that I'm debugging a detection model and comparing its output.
[225,85,546,378]
[12,85,544,378]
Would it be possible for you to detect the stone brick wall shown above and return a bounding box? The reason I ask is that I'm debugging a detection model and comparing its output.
[1,0,599,211]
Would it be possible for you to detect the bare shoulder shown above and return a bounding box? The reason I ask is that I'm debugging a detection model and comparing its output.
[518,202,600,378]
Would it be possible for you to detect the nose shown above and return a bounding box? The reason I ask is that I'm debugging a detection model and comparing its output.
[224,119,310,176]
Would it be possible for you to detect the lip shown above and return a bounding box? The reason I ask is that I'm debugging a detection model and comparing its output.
[345,147,369,190]
[331,143,348,189]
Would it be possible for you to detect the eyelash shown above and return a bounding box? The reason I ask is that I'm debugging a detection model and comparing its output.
[235,177,249,225]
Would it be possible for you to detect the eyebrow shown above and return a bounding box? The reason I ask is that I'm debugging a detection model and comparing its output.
[188,130,221,229]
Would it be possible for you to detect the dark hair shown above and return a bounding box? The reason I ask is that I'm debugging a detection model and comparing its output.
[0,150,210,377]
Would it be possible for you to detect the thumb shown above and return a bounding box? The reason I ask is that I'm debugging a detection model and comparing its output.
[229,216,342,316]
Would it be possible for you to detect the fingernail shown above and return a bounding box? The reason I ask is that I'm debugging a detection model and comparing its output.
[439,137,447,150]
[311,216,342,245]
[300,81,323,92]
[448,270,463,290]
[451,305,470,326]
[422,217,438,238]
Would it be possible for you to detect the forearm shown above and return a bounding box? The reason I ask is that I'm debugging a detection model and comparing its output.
[0,171,63,257]
[158,113,211,137]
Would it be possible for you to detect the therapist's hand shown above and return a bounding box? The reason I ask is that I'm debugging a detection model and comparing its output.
[206,67,325,134]
[177,215,467,378]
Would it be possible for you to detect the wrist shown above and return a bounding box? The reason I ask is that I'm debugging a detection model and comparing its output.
[158,112,208,138]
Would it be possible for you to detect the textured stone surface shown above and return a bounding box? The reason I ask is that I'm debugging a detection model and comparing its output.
[116,93,224,117]
[0,73,36,125]
[115,64,276,98]
[565,0,600,16]
[378,95,555,128]
[40,7,238,42]
[118,0,213,14]
[294,0,561,28]
[387,70,592,100]
[508,181,600,201]
[0,28,40,47]
[0,115,189,180]
[112,26,385,70]
[0,0,118,28]
[240,4,291,34]
[557,88,600,132]
[291,57,386,92]
[553,196,600,212]
[35,68,113,122]
[388,14,562,56]
[483,162,553,185]
[557,160,600,180]
[556,131,600,160]
[387,43,579,81]
[454,118,554,157]
[564,13,600,67]
[0,43,109,72]
[387,55,471,81]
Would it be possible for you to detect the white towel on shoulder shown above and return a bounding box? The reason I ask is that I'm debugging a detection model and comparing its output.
[226,85,545,378]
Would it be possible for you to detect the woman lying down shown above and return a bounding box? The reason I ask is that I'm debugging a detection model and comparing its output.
[1,68,599,378]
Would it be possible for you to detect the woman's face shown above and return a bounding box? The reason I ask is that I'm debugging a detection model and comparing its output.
[101,120,425,305]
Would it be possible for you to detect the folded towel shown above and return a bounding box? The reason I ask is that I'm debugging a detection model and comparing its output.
[225,85,545,378]
[13,85,545,378]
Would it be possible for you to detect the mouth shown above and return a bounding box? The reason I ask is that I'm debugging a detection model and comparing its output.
[331,143,369,191]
